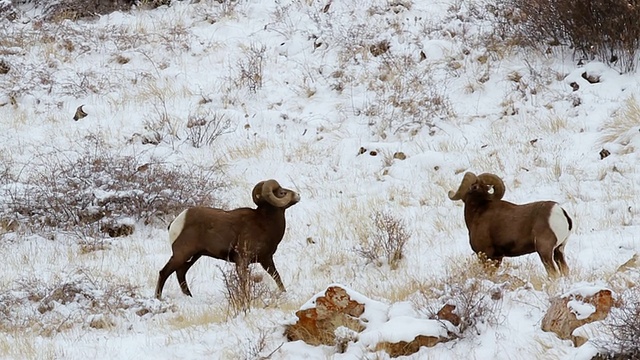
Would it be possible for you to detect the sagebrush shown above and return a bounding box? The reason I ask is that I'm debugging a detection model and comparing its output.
[0,136,226,236]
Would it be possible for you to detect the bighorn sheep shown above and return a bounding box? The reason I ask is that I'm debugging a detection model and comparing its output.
[155,179,300,299]
[448,172,573,277]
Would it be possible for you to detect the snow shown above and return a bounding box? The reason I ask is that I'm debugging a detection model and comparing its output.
[568,300,596,321]
[0,0,639,359]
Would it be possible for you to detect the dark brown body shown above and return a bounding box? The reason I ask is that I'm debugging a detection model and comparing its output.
[465,198,556,259]
[155,180,299,299]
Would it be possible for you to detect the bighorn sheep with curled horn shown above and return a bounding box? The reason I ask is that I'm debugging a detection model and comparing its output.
[448,172,573,277]
[155,179,300,299]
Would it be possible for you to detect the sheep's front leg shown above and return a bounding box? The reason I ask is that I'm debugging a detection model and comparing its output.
[259,257,286,292]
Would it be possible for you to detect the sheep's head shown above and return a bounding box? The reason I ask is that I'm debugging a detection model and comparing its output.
[448,172,505,202]
[252,179,300,208]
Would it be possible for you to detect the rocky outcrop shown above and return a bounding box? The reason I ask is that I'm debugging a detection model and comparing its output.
[285,285,457,357]
[541,287,617,346]
[284,285,366,347]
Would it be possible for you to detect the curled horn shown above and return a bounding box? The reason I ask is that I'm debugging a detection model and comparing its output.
[448,172,477,201]
[252,179,293,207]
[252,181,265,205]
[477,173,505,200]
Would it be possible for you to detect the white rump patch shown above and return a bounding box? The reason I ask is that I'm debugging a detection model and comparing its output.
[549,204,571,247]
[168,209,188,244]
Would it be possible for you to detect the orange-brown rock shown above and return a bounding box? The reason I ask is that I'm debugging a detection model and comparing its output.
[436,304,461,327]
[376,335,447,357]
[541,289,617,346]
[285,286,366,346]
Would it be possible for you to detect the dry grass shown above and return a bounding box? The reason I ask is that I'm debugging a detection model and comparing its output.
[0,334,57,359]
[163,306,227,330]
[225,138,271,161]
[600,96,640,153]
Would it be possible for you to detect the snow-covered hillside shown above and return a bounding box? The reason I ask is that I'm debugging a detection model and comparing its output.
[0,0,638,359]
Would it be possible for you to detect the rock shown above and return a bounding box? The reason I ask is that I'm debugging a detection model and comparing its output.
[375,335,446,357]
[371,315,453,357]
[393,151,407,160]
[541,288,617,346]
[582,72,600,84]
[285,286,366,346]
[436,304,460,326]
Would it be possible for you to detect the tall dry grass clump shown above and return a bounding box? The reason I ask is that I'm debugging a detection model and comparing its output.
[599,96,640,154]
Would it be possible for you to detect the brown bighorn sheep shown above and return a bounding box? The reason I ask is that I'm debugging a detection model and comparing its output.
[155,179,300,299]
[448,172,573,277]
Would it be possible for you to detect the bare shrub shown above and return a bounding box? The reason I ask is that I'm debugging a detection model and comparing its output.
[42,0,137,22]
[493,0,640,72]
[0,269,172,335]
[235,43,266,93]
[356,210,411,270]
[415,257,505,336]
[186,111,233,148]
[361,53,454,137]
[595,287,640,359]
[239,329,281,360]
[219,261,274,318]
[1,135,226,236]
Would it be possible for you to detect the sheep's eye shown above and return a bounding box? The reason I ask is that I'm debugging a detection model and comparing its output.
[487,185,494,194]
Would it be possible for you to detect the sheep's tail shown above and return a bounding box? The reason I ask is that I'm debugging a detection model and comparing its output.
[549,204,572,247]
[168,209,188,244]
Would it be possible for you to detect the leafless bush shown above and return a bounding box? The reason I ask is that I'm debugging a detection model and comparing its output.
[414,258,505,336]
[439,278,504,335]
[492,0,640,72]
[42,0,137,22]
[219,261,274,318]
[356,210,411,270]
[595,288,640,359]
[235,43,266,93]
[1,135,226,236]
[0,269,172,335]
[239,329,277,360]
[216,0,240,17]
[186,111,233,148]
[361,53,454,137]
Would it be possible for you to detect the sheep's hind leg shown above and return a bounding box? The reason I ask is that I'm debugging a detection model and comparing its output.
[538,250,561,278]
[176,254,202,297]
[554,245,569,276]
[259,257,286,292]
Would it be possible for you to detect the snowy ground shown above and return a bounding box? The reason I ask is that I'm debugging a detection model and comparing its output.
[0,0,639,359]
